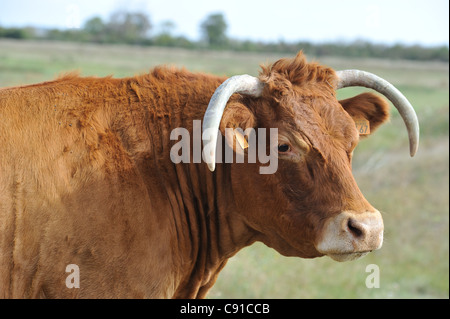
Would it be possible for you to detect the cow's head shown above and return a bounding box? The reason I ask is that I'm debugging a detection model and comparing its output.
[202,52,419,262]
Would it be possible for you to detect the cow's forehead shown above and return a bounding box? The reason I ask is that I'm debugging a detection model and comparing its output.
[257,52,359,155]
[283,93,359,156]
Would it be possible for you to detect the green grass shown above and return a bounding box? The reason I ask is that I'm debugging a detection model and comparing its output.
[0,39,282,85]
[1,38,448,299]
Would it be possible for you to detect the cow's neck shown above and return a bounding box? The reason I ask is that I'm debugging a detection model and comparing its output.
[117,75,256,298]
[169,161,256,298]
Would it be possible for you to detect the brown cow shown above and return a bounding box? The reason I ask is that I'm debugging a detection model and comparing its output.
[0,51,418,298]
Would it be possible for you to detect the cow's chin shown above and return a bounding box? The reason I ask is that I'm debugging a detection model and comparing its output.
[325,251,370,262]
[260,236,324,259]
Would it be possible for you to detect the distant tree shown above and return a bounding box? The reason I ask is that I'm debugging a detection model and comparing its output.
[0,27,32,39]
[200,13,228,47]
[153,20,177,46]
[159,20,176,36]
[83,16,106,42]
[107,11,152,44]
[84,17,105,34]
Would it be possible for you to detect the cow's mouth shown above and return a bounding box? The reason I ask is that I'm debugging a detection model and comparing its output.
[316,210,383,262]
[326,251,371,262]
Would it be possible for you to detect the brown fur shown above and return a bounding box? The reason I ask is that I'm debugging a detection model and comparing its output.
[0,52,389,298]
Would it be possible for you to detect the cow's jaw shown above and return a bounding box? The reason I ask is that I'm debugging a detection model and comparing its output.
[316,210,384,262]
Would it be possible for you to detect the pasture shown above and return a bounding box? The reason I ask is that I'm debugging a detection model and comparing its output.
[0,39,448,298]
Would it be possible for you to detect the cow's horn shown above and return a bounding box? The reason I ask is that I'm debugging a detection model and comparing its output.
[336,70,419,157]
[202,75,264,172]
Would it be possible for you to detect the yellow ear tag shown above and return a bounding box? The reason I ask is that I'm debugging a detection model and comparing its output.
[355,118,370,135]
[235,131,249,149]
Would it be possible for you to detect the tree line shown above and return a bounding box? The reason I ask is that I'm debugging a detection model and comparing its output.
[0,11,448,62]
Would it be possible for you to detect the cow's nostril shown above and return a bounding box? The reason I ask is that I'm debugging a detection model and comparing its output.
[347,218,364,238]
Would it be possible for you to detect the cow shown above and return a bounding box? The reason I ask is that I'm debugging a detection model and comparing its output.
[0,51,418,298]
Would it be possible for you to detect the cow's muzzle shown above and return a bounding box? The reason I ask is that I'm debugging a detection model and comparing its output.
[316,210,384,262]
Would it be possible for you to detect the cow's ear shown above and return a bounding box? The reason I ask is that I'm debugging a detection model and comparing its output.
[339,92,390,136]
[219,102,256,154]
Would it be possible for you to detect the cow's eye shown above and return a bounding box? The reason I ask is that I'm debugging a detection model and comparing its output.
[278,144,290,153]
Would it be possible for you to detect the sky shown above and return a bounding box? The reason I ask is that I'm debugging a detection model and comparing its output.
[0,0,448,46]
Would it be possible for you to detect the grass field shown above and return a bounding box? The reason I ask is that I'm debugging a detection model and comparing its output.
[1,39,448,298]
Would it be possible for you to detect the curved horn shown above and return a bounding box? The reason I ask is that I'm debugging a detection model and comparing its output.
[202,75,264,172]
[336,70,419,157]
